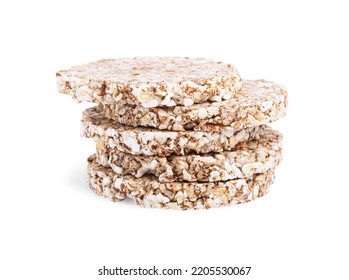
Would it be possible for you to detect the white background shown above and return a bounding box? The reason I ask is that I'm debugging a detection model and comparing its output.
[1,0,348,279]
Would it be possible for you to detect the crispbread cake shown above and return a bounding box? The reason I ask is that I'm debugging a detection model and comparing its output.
[88,154,275,210]
[82,106,263,156]
[56,57,242,108]
[95,127,282,182]
[102,79,288,131]
[56,57,287,210]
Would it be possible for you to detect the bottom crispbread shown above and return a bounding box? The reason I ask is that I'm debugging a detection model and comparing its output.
[88,154,275,210]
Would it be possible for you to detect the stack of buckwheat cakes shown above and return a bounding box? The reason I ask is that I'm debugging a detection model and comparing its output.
[56,57,287,210]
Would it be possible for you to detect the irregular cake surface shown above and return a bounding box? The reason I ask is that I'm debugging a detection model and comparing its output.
[88,154,275,210]
[95,127,282,182]
[56,57,242,108]
[82,106,263,156]
[102,79,288,131]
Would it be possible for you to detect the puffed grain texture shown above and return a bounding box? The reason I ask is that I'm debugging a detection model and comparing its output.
[102,79,287,131]
[96,126,282,182]
[88,154,275,210]
[56,57,242,108]
[82,106,262,156]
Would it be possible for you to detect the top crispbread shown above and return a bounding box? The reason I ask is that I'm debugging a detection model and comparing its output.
[56,57,242,108]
